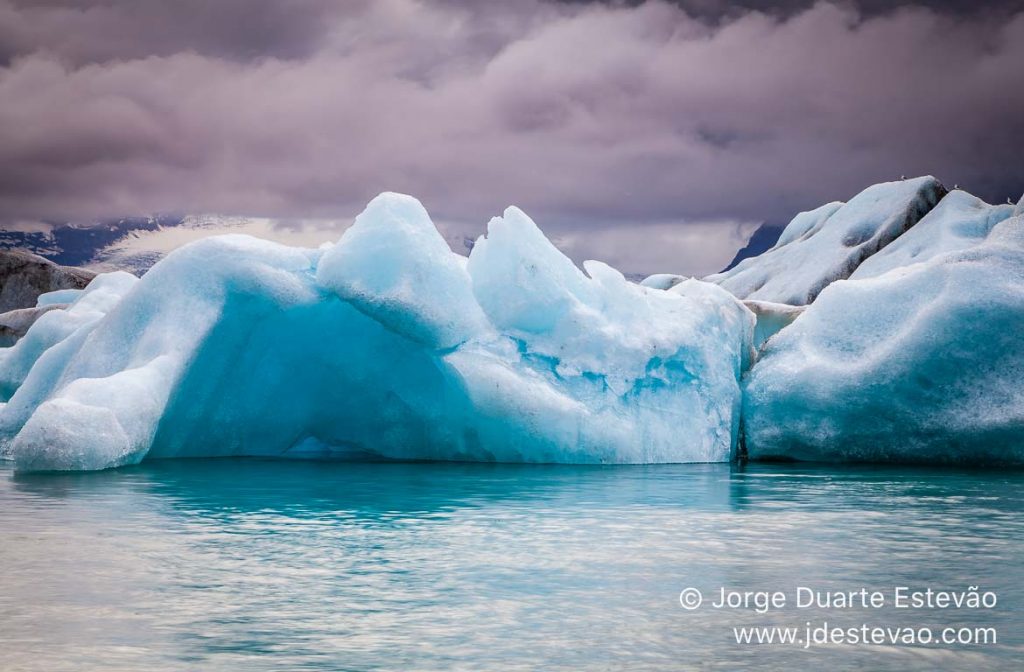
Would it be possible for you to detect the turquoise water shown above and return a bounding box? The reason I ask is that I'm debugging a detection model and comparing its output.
[1,460,1022,671]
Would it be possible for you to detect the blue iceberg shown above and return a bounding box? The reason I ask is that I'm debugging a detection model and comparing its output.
[0,193,754,471]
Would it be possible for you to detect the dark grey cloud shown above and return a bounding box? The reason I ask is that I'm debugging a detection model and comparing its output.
[0,0,341,64]
[582,0,1024,21]
[0,0,1022,275]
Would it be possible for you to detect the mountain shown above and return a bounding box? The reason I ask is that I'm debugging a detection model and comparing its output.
[0,216,183,267]
[1,214,477,276]
[719,223,784,272]
[0,249,95,313]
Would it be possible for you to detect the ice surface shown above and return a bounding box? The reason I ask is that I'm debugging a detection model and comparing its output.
[743,214,1024,465]
[1,194,754,471]
[850,190,1015,280]
[316,193,489,349]
[36,288,84,307]
[0,305,65,348]
[639,274,686,290]
[705,177,946,304]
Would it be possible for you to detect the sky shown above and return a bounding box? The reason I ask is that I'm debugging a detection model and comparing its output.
[1,0,1022,276]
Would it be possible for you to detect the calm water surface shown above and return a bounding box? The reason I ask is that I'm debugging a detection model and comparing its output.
[1,459,1021,671]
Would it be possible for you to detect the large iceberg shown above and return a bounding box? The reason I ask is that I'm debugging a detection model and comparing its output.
[742,213,1024,465]
[705,177,946,305]
[0,193,754,472]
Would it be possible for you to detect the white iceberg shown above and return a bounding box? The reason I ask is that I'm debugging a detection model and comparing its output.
[1,193,754,471]
[705,176,946,305]
[742,214,1024,465]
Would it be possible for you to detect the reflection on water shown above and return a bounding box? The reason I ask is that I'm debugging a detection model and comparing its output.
[1,459,1022,671]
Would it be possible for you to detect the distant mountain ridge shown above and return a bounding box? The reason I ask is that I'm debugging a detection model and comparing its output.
[0,216,183,267]
[0,214,477,276]
[719,223,784,272]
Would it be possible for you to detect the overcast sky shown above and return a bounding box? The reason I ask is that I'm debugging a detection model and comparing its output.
[1,0,1022,275]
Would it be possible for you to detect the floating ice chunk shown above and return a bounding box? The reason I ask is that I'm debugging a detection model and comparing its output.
[3,195,755,471]
[706,177,946,304]
[851,190,1015,280]
[743,214,1024,465]
[316,193,488,349]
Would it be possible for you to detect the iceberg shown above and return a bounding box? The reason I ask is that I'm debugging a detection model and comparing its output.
[0,193,754,472]
[742,213,1024,465]
[705,177,946,304]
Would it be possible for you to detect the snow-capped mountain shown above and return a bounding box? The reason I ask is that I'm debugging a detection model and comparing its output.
[1,213,478,276]
[0,215,182,268]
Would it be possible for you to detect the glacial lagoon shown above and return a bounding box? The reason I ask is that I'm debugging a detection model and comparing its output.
[2,459,1021,671]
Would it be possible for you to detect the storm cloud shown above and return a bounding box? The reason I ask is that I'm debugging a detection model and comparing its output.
[1,0,1022,275]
